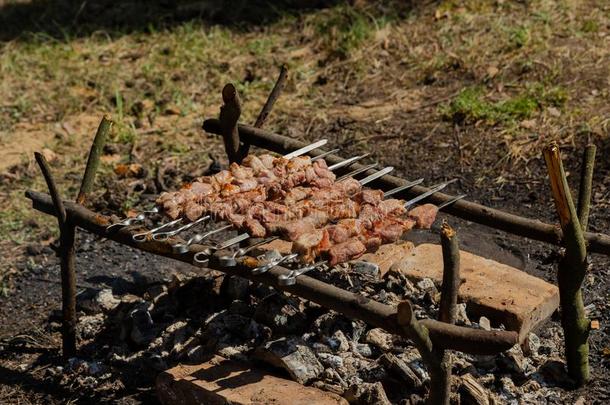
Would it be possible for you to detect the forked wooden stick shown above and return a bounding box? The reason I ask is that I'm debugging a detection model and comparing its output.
[543,142,590,386]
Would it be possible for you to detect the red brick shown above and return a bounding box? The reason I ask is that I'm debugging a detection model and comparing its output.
[157,355,348,405]
[391,243,559,341]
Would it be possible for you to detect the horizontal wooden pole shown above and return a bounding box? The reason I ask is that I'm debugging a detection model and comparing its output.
[26,189,518,355]
[202,119,610,256]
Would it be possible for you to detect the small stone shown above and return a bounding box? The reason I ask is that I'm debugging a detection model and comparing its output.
[538,359,575,387]
[455,303,471,325]
[254,337,323,384]
[478,316,491,331]
[364,328,393,352]
[522,332,540,356]
[344,382,391,405]
[547,107,561,117]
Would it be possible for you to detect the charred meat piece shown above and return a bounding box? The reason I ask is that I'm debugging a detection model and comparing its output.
[292,228,331,263]
[284,186,312,205]
[356,188,384,206]
[266,210,329,241]
[244,218,266,238]
[378,198,407,216]
[371,217,415,243]
[327,238,367,266]
[408,204,438,229]
[184,201,204,222]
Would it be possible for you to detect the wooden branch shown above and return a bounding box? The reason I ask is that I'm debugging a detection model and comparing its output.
[254,64,288,129]
[439,222,460,324]
[33,153,77,357]
[25,189,519,355]
[77,115,113,205]
[201,119,610,256]
[398,301,450,405]
[219,83,244,164]
[543,143,590,386]
[577,144,596,232]
[34,153,67,228]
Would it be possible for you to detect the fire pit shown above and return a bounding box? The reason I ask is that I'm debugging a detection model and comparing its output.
[24,67,608,403]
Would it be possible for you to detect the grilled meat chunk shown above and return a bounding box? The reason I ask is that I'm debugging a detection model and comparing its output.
[327,238,367,266]
[292,228,331,263]
[408,203,438,229]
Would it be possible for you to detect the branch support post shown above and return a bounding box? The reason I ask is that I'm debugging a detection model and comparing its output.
[543,143,591,386]
[34,152,77,357]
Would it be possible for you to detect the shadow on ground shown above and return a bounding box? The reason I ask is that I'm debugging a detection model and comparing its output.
[0,0,340,41]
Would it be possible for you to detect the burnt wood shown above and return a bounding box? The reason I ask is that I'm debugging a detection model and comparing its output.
[201,119,610,256]
[26,189,518,355]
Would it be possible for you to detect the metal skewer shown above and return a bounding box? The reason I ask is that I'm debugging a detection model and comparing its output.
[404,179,458,208]
[336,163,378,182]
[437,194,466,210]
[328,153,370,171]
[311,148,340,161]
[172,224,233,254]
[106,207,159,231]
[278,260,326,286]
[152,215,210,241]
[192,233,251,265]
[218,236,279,267]
[283,139,328,159]
[132,217,183,242]
[252,253,299,275]
[383,178,425,198]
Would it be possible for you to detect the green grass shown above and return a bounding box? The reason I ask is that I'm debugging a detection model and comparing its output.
[313,5,390,59]
[441,82,568,124]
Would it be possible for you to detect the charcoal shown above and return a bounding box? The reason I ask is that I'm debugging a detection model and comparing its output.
[76,288,121,314]
[253,293,307,335]
[253,336,323,384]
[379,353,423,389]
[364,328,393,352]
[318,352,344,369]
[344,382,391,405]
[220,275,251,301]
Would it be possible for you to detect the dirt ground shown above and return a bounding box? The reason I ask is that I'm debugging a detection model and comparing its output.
[1,0,609,403]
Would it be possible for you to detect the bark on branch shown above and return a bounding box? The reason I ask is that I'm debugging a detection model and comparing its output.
[219,83,245,164]
[439,222,460,324]
[577,144,596,232]
[33,153,77,357]
[543,143,590,386]
[77,115,113,205]
[254,64,288,129]
[398,301,450,405]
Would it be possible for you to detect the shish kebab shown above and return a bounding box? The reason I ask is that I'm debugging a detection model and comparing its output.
[191,165,396,265]
[277,194,466,285]
[136,147,371,244]
[243,180,461,275]
[107,139,331,231]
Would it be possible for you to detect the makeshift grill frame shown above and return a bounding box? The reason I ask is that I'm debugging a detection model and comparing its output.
[24,68,606,401]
